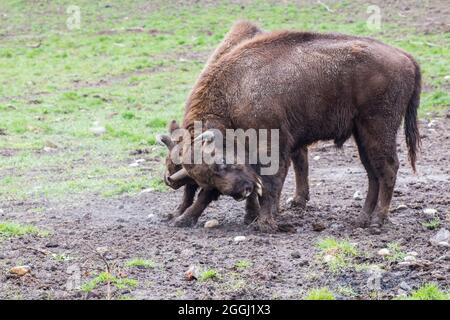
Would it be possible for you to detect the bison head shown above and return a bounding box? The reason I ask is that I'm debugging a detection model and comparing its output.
[158,123,263,201]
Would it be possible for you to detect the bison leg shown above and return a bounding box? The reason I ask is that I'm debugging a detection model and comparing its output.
[288,146,310,210]
[353,127,379,227]
[369,151,399,234]
[173,189,220,227]
[244,192,260,225]
[256,158,293,232]
[354,122,399,234]
[168,184,197,220]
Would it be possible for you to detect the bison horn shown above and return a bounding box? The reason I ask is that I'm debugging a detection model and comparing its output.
[193,130,215,143]
[168,168,189,182]
[255,177,263,197]
[156,134,173,149]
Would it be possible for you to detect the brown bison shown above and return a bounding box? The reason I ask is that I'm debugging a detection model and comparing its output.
[159,21,311,228]
[159,22,421,234]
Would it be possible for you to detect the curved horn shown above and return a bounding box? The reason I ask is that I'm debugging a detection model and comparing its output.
[168,168,188,182]
[255,177,263,197]
[193,130,215,143]
[156,134,173,149]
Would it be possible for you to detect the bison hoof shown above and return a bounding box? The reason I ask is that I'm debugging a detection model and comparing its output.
[286,196,307,211]
[256,217,279,233]
[243,211,258,225]
[355,212,371,228]
[172,215,198,228]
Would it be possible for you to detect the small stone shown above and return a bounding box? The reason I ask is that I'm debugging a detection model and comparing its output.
[185,265,201,281]
[313,155,321,161]
[90,126,106,136]
[444,75,450,80]
[234,236,246,243]
[140,188,153,194]
[430,228,450,246]
[423,208,437,217]
[135,159,145,163]
[204,219,219,229]
[10,265,31,276]
[394,204,408,212]
[0,209,4,215]
[312,222,326,232]
[353,191,363,200]
[129,162,139,167]
[291,251,301,259]
[45,242,59,248]
[406,251,418,257]
[403,255,416,262]
[146,214,158,223]
[377,248,391,256]
[323,254,335,263]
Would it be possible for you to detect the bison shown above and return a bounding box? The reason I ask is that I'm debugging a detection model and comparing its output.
[159,22,421,234]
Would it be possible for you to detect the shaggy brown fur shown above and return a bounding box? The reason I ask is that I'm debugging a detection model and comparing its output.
[175,28,421,233]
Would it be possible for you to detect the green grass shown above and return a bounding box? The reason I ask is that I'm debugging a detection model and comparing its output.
[0,221,47,238]
[234,260,253,269]
[304,287,336,300]
[317,237,359,273]
[125,258,155,269]
[385,242,407,262]
[0,0,448,203]
[399,283,450,300]
[81,271,138,293]
[199,269,219,282]
[421,218,441,230]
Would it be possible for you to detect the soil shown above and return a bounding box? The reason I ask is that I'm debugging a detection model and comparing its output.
[0,116,449,300]
[0,0,449,300]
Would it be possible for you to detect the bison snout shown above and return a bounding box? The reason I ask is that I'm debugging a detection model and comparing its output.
[230,182,254,202]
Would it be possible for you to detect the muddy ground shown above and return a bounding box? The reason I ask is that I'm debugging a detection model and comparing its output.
[1,0,449,300]
[1,115,449,300]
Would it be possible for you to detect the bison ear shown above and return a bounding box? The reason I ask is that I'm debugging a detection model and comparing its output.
[168,120,180,133]
[156,134,173,149]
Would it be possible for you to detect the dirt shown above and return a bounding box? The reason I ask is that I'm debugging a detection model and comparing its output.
[0,116,448,300]
[1,0,449,300]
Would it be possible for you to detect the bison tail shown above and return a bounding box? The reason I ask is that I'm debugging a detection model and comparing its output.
[404,57,422,173]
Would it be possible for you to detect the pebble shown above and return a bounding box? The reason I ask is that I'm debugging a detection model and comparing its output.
[430,228,450,246]
[313,155,321,161]
[234,236,247,243]
[399,281,412,292]
[146,214,158,224]
[204,219,219,229]
[10,265,31,276]
[323,254,335,263]
[423,208,437,217]
[185,265,201,281]
[0,209,4,215]
[403,255,416,262]
[395,204,408,211]
[291,251,301,259]
[406,251,418,257]
[90,126,106,136]
[353,191,363,200]
[377,248,391,256]
[129,162,139,167]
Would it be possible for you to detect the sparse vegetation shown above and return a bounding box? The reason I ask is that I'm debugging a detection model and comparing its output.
[386,242,407,262]
[81,272,138,293]
[126,258,155,269]
[304,287,336,300]
[199,269,219,282]
[0,221,47,238]
[399,283,450,300]
[421,218,441,230]
[317,237,358,272]
[235,260,253,269]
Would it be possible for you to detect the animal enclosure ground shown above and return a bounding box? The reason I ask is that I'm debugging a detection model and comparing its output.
[0,0,449,299]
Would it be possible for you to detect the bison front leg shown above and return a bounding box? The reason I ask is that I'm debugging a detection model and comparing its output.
[173,189,220,228]
[288,146,310,210]
[168,184,197,220]
[256,159,294,233]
